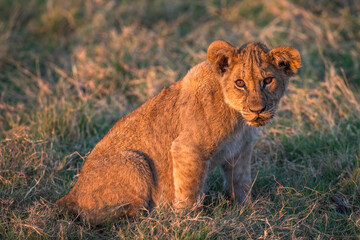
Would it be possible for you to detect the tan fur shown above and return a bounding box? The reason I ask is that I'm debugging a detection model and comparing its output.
[56,40,301,224]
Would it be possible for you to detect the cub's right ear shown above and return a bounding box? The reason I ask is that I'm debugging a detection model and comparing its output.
[207,40,236,75]
[269,46,301,75]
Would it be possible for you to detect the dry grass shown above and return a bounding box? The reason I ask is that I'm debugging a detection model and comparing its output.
[1,0,360,238]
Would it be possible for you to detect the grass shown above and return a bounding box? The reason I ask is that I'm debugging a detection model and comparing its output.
[1,0,359,238]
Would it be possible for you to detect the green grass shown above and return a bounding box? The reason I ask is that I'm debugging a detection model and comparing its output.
[1,0,360,238]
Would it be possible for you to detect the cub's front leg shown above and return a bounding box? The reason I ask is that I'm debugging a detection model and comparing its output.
[221,140,256,203]
[170,136,209,208]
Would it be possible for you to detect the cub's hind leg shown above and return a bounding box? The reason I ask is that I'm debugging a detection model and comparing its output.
[56,151,155,225]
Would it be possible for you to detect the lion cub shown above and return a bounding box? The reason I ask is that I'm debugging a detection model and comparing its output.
[57,40,301,224]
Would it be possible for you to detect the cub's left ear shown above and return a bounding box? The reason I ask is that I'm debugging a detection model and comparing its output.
[269,46,301,75]
[207,40,236,75]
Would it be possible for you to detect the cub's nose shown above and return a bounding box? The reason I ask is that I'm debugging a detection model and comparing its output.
[249,106,266,114]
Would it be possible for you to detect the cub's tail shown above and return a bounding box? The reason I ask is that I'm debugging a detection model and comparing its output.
[56,191,78,214]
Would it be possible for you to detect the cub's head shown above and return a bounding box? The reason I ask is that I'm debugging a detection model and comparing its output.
[207,40,301,127]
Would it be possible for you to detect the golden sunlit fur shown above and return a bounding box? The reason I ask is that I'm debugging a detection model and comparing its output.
[56,40,301,225]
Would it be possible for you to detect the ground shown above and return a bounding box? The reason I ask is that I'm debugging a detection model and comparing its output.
[0,0,359,238]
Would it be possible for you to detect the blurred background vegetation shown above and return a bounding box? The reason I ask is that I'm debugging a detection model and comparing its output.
[0,0,359,238]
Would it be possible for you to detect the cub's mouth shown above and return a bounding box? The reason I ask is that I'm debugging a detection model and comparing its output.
[245,113,273,127]
[241,106,276,127]
[248,116,269,127]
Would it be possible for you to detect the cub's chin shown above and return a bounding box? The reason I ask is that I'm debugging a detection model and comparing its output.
[243,114,273,127]
[247,117,269,127]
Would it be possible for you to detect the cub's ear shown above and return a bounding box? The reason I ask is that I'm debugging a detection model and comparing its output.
[207,40,236,75]
[269,46,301,75]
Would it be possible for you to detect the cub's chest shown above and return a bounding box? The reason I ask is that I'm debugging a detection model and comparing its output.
[209,123,261,169]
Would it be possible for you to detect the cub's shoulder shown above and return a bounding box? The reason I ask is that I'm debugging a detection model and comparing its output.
[181,62,219,94]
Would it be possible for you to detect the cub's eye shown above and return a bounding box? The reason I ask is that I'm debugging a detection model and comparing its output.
[235,79,246,88]
[263,77,274,86]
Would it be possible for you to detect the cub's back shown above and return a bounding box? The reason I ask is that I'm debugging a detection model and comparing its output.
[90,80,183,162]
